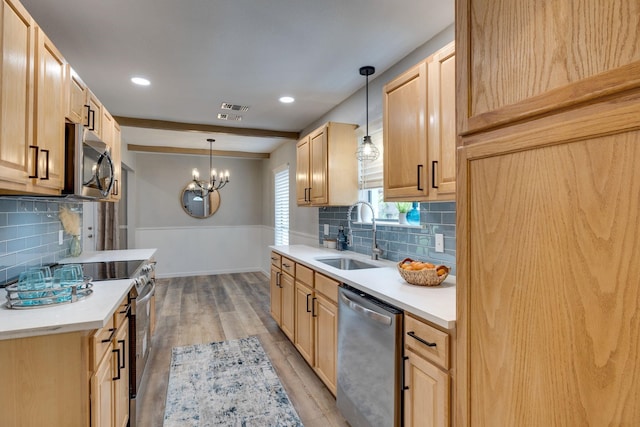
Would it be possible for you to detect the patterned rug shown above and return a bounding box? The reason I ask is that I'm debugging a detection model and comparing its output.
[163,336,303,427]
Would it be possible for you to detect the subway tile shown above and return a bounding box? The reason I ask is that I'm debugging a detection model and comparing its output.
[0,253,16,270]
[7,238,26,253]
[0,226,17,241]
[0,270,7,285]
[0,213,7,227]
[6,264,27,283]
[0,199,17,212]
[427,201,456,212]
[8,212,40,226]
[34,201,48,212]
[442,212,456,225]
[423,212,442,223]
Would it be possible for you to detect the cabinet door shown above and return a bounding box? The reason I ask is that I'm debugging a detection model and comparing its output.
[428,42,456,199]
[294,280,313,364]
[91,349,114,427]
[0,0,35,189]
[34,28,65,192]
[66,65,87,124]
[114,319,129,427]
[86,90,102,137]
[314,292,337,394]
[280,272,295,341]
[102,108,114,147]
[269,266,282,325]
[309,126,328,204]
[383,61,429,200]
[404,350,449,427]
[295,137,310,205]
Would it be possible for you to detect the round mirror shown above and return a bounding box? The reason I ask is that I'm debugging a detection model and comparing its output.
[180,184,221,218]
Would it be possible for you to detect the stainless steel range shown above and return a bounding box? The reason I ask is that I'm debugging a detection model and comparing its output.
[72,259,156,427]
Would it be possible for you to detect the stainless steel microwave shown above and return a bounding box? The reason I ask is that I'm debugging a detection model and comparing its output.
[63,123,115,199]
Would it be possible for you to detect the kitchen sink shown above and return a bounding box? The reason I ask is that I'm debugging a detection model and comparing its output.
[315,257,381,270]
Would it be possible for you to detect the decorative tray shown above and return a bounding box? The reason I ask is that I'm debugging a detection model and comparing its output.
[5,278,93,309]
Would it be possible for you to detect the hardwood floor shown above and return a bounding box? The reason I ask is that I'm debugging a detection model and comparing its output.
[136,272,348,427]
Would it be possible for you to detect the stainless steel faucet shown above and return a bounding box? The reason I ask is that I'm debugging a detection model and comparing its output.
[347,201,383,260]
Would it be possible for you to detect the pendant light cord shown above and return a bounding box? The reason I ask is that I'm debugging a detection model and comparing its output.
[365,73,369,136]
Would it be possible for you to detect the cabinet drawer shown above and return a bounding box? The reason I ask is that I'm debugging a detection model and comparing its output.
[296,263,313,287]
[270,252,281,268]
[404,314,450,369]
[91,316,115,369]
[113,295,129,329]
[314,273,339,303]
[281,257,295,276]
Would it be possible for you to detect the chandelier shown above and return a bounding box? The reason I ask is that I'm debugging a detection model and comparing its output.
[189,138,230,195]
[356,65,380,161]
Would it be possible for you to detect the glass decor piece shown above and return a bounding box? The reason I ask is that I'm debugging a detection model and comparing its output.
[406,202,421,225]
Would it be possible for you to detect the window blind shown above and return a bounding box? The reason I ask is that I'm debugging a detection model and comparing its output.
[274,165,289,245]
[357,118,384,189]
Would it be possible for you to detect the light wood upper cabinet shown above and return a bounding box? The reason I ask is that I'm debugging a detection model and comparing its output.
[295,136,310,205]
[383,43,456,202]
[0,0,35,191]
[383,61,429,200]
[66,65,87,124]
[34,27,66,192]
[295,121,358,206]
[86,88,102,137]
[427,42,456,198]
[457,0,640,134]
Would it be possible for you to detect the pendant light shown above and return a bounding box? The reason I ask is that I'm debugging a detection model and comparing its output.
[356,65,380,161]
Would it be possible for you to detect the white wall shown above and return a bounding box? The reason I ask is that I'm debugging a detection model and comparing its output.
[134,151,264,277]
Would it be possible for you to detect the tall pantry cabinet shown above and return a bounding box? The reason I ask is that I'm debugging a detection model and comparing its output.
[456,1,640,426]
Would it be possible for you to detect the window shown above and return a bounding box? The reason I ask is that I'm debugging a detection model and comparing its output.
[274,165,289,245]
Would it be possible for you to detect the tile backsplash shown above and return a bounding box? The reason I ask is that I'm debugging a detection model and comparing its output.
[318,201,456,274]
[0,198,82,285]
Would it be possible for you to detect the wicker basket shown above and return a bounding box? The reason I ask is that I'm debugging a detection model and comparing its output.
[397,258,449,286]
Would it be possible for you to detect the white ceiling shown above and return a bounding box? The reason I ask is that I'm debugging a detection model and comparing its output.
[21,0,454,154]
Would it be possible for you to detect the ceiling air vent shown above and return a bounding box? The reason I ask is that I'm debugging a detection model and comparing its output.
[220,102,249,112]
[217,113,243,121]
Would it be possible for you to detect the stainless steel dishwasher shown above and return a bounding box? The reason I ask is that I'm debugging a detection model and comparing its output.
[337,284,403,427]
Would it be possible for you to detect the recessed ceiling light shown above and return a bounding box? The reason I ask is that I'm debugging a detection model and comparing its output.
[131,76,151,86]
[279,96,294,103]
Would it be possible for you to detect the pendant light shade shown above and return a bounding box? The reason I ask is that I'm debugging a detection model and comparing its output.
[356,65,380,162]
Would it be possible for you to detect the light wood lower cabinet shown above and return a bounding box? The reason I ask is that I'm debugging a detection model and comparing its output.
[404,313,453,427]
[313,291,338,393]
[0,296,130,427]
[270,253,339,395]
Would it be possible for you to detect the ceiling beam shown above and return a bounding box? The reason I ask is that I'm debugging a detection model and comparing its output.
[114,116,299,140]
[127,144,270,159]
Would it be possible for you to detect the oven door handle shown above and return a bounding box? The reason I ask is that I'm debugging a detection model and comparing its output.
[136,280,156,306]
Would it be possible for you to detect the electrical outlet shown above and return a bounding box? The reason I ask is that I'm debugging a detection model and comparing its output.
[435,233,444,253]
[58,230,64,245]
[324,224,330,235]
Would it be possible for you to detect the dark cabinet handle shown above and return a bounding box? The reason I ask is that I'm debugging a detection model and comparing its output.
[84,105,91,127]
[101,328,116,343]
[306,293,312,313]
[112,348,121,380]
[89,108,96,131]
[417,165,424,190]
[275,271,281,288]
[28,145,39,178]
[312,297,317,317]
[431,161,438,189]
[402,355,409,391]
[117,339,126,369]
[307,187,312,201]
[40,149,50,180]
[118,304,130,315]
[407,331,436,347]
[282,263,291,268]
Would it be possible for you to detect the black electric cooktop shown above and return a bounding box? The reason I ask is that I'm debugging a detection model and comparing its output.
[75,260,146,281]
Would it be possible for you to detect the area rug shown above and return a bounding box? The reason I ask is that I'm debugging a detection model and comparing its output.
[163,336,303,427]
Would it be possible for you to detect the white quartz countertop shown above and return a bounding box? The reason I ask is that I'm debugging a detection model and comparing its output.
[0,248,157,341]
[270,245,456,329]
[0,279,133,340]
[59,248,157,264]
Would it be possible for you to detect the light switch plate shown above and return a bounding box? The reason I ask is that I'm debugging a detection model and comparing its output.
[324,224,330,235]
[58,230,64,245]
[435,233,444,253]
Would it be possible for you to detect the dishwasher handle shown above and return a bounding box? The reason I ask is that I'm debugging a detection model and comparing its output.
[340,291,392,326]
